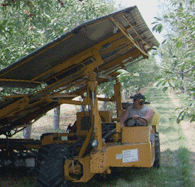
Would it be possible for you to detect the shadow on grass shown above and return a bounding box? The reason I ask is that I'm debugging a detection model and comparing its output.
[1,148,193,187]
[0,168,37,187]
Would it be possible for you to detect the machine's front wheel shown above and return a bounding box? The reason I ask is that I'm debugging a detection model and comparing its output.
[153,132,160,167]
[36,144,70,187]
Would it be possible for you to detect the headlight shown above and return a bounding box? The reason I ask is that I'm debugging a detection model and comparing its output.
[91,139,99,148]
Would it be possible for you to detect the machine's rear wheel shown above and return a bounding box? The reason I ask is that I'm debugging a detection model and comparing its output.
[153,132,160,167]
[36,144,70,187]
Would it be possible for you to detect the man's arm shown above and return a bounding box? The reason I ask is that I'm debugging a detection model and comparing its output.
[132,109,154,124]
[144,109,155,123]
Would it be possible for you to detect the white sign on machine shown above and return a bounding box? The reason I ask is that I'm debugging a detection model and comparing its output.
[116,149,139,163]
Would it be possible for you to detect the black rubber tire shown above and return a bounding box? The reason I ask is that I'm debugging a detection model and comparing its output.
[153,132,160,167]
[36,144,70,187]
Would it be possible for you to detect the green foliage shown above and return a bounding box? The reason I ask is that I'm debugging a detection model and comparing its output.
[117,69,139,82]
[0,0,116,66]
[152,22,163,33]
[97,80,115,98]
[0,0,116,95]
[116,55,160,99]
[153,0,195,122]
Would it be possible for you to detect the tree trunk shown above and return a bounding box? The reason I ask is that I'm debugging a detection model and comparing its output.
[53,106,60,130]
[102,94,108,109]
[23,126,32,139]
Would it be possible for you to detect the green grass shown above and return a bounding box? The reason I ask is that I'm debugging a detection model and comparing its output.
[177,126,193,187]
[145,88,193,187]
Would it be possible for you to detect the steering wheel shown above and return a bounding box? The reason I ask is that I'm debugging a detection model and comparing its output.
[124,117,148,126]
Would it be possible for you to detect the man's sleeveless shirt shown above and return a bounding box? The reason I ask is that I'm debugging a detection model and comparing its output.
[126,105,152,126]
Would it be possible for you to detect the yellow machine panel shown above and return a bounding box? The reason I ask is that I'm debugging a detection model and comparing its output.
[122,126,150,144]
[104,143,153,168]
[90,151,108,173]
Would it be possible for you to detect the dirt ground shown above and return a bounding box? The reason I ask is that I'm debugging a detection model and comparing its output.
[168,89,195,182]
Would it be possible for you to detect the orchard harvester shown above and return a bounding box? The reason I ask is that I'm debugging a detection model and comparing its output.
[0,6,160,186]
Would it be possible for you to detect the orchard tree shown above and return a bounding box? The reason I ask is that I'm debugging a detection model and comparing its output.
[153,0,195,122]
[117,54,160,100]
[0,0,116,70]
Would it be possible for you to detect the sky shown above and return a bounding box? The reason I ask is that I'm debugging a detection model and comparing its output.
[115,0,164,44]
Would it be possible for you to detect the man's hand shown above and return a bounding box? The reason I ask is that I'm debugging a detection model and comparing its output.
[132,115,148,124]
[121,124,125,128]
[132,115,139,120]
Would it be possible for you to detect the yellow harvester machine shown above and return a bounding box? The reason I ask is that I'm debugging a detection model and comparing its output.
[0,6,160,186]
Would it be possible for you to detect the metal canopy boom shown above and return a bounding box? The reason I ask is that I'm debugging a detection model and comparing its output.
[0,6,159,135]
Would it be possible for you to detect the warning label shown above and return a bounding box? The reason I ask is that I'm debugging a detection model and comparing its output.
[122,149,139,163]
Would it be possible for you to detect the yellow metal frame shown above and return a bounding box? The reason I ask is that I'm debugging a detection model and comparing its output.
[3,68,159,183]
[0,21,149,123]
[0,10,160,184]
[60,72,158,183]
[0,95,29,120]
[110,17,148,58]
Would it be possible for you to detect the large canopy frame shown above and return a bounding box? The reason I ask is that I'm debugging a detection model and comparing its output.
[0,6,159,136]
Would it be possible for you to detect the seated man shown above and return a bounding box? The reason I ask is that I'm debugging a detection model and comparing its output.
[120,93,154,128]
